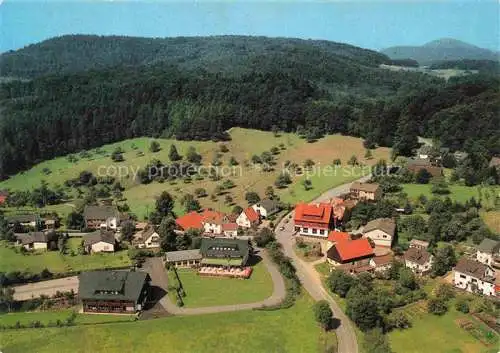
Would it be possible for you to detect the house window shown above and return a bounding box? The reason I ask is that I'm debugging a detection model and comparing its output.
[383,235,387,238]
[295,226,300,232]
[303,228,308,233]
[319,229,324,235]
[312,228,317,234]
[471,278,477,282]
[460,274,466,279]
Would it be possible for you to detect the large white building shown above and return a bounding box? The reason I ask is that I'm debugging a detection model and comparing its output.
[453,258,498,297]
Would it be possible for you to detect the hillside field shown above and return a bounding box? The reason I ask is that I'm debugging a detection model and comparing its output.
[0,128,389,220]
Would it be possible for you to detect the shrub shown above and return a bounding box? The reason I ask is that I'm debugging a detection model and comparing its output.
[435,283,455,301]
[313,300,333,330]
[455,299,470,313]
[427,298,448,315]
[385,311,412,330]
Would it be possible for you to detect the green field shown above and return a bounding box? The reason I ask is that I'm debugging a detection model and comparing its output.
[0,310,134,327]
[0,294,336,353]
[0,128,390,220]
[389,301,498,353]
[168,260,273,307]
[402,184,499,205]
[0,241,131,274]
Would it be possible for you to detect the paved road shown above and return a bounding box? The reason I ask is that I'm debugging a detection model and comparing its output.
[144,248,286,316]
[275,176,370,353]
[12,276,79,301]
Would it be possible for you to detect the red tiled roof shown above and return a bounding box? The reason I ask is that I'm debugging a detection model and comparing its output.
[201,210,226,225]
[372,253,393,266]
[294,202,332,227]
[244,207,259,222]
[175,211,204,230]
[222,223,238,231]
[334,238,374,262]
[327,231,350,243]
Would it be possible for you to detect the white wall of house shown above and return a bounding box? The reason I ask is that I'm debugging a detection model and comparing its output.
[203,222,222,235]
[223,229,238,237]
[453,270,496,296]
[294,225,328,238]
[33,242,48,250]
[236,213,251,228]
[91,241,115,253]
[405,259,432,274]
[364,230,392,247]
[252,204,268,218]
[476,251,494,266]
[137,232,160,249]
[369,259,391,273]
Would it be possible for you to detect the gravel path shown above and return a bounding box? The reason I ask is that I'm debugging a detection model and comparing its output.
[12,276,79,301]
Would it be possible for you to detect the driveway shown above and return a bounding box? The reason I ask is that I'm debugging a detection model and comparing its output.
[144,248,286,316]
[12,276,79,301]
[275,177,370,353]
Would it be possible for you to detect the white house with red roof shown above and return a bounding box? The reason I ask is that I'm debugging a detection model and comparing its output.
[176,210,237,237]
[175,211,205,232]
[236,207,260,228]
[326,230,350,249]
[222,223,239,237]
[326,238,374,266]
[294,202,333,237]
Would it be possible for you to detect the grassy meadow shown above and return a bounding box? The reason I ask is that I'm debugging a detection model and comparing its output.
[0,310,135,327]
[168,260,273,307]
[401,183,500,205]
[0,128,390,220]
[0,294,336,353]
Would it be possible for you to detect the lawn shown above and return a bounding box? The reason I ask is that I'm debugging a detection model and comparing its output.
[389,301,498,353]
[0,310,134,327]
[0,128,390,220]
[0,242,131,274]
[402,183,499,205]
[168,259,274,307]
[480,210,500,234]
[0,294,336,353]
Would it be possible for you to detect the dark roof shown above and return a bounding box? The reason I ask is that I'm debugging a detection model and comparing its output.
[477,238,500,254]
[83,205,119,220]
[256,198,280,213]
[200,238,249,259]
[350,182,380,193]
[165,249,202,262]
[363,218,396,237]
[78,271,150,302]
[404,247,432,265]
[83,230,116,246]
[454,258,495,283]
[7,214,37,223]
[132,226,158,244]
[16,232,48,245]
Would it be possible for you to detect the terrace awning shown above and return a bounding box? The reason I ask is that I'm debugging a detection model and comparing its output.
[201,258,243,266]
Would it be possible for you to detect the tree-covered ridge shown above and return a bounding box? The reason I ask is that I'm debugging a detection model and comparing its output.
[0,34,389,79]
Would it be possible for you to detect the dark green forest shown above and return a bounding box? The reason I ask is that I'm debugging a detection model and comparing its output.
[0,35,499,180]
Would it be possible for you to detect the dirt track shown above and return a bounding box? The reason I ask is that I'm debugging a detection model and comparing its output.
[12,276,79,301]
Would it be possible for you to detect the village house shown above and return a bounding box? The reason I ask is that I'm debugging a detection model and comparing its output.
[407,159,443,178]
[349,182,382,201]
[200,238,250,267]
[329,197,357,229]
[15,232,49,251]
[362,218,396,248]
[42,215,59,230]
[175,210,240,237]
[294,202,333,237]
[369,253,393,273]
[222,222,239,237]
[326,230,350,250]
[83,205,120,230]
[251,198,280,218]
[409,239,430,250]
[83,230,116,253]
[7,214,40,230]
[236,207,260,228]
[175,211,204,232]
[453,257,498,297]
[202,210,231,235]
[326,237,374,266]
[475,238,500,267]
[132,226,160,249]
[79,270,151,313]
[404,247,433,274]
[165,249,203,268]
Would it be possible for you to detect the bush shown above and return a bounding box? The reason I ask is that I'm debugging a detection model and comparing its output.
[385,311,411,331]
[435,283,455,301]
[254,228,276,247]
[427,298,448,315]
[313,300,333,330]
[455,299,470,313]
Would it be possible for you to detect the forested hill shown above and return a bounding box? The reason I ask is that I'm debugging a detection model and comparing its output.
[1,34,389,79]
[0,35,498,181]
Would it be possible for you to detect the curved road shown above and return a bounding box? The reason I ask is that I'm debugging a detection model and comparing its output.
[149,249,286,315]
[275,176,370,353]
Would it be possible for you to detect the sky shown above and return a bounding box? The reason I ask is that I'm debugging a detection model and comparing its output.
[0,0,499,53]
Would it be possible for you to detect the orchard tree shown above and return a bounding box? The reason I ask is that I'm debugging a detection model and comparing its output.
[245,191,260,204]
[149,140,161,153]
[155,191,175,217]
[169,144,182,161]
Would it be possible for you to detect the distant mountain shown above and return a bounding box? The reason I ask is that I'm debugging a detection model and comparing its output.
[381,38,498,66]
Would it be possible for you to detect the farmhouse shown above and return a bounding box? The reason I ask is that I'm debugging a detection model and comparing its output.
[453,258,497,297]
[175,211,204,232]
[369,253,393,273]
[475,238,500,267]
[132,226,160,249]
[83,205,120,230]
[407,159,443,178]
[326,238,374,266]
[252,198,280,218]
[326,230,350,249]
[202,210,230,235]
[236,207,260,228]
[200,238,250,267]
[7,214,40,229]
[83,230,116,253]
[79,271,151,313]
[349,182,382,201]
[165,249,202,268]
[222,222,239,237]
[294,202,333,237]
[404,247,433,274]
[409,239,430,250]
[16,232,49,251]
[362,218,396,247]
